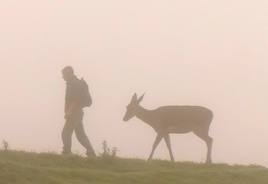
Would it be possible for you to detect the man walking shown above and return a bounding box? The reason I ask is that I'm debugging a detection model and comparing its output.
[61,66,96,157]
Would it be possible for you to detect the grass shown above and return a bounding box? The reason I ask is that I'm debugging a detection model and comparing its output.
[0,150,268,184]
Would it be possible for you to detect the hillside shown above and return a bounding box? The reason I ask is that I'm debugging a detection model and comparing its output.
[0,151,268,184]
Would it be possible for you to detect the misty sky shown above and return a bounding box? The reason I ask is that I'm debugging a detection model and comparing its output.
[0,0,268,166]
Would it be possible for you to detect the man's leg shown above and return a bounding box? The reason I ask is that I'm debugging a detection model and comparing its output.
[62,119,74,154]
[74,111,96,156]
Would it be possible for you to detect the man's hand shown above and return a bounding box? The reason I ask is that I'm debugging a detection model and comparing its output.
[65,101,79,120]
[64,112,71,120]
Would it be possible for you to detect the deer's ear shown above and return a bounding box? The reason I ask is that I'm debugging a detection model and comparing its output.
[138,93,145,103]
[132,93,138,101]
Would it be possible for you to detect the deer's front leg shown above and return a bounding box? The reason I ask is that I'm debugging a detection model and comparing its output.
[148,133,163,161]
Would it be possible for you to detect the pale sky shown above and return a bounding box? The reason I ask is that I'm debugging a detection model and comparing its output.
[0,0,268,166]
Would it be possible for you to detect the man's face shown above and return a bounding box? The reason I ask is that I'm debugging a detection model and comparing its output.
[62,70,73,82]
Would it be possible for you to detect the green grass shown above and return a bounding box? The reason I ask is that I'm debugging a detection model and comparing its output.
[0,151,268,184]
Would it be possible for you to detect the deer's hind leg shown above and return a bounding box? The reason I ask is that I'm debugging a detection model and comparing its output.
[148,133,163,161]
[193,129,213,164]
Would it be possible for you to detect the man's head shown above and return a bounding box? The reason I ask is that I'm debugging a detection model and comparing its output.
[62,66,75,82]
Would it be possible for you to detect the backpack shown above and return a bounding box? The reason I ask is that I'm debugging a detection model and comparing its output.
[79,78,92,108]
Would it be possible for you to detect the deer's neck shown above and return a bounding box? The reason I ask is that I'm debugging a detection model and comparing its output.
[135,105,154,127]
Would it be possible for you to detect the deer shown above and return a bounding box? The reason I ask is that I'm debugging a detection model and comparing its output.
[123,93,214,164]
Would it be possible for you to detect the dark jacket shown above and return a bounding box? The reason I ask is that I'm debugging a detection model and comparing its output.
[65,76,83,113]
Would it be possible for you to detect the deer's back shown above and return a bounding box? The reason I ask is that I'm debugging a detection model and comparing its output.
[151,106,213,133]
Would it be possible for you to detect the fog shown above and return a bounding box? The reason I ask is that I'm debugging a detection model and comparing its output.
[0,0,268,166]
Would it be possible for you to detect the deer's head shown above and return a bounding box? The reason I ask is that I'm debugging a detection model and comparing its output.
[123,93,145,121]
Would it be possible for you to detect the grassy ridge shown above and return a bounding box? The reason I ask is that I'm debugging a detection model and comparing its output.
[0,151,268,184]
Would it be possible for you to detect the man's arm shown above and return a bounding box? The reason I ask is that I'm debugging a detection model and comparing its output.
[65,101,80,120]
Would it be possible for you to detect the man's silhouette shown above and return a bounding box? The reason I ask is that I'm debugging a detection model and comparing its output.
[61,66,96,157]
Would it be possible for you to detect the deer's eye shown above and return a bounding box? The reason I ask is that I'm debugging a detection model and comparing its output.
[127,105,132,110]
